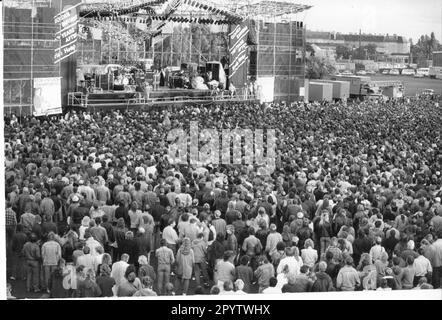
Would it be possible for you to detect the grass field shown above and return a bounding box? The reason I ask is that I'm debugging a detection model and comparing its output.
[370,75,442,96]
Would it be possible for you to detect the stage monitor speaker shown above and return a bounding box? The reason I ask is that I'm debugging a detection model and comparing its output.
[206,62,221,81]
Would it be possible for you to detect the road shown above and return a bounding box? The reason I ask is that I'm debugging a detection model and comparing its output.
[370,75,442,96]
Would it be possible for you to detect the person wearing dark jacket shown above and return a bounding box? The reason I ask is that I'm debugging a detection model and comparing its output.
[353,229,372,266]
[96,264,116,297]
[76,269,102,298]
[207,234,225,277]
[312,261,335,292]
[119,231,139,266]
[48,258,69,298]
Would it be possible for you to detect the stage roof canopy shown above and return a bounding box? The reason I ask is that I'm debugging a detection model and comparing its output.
[79,0,312,22]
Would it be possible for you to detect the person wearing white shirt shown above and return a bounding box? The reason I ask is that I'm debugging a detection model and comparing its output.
[301,239,318,268]
[413,248,433,286]
[76,246,97,274]
[369,237,386,262]
[277,247,303,277]
[84,230,102,257]
[162,219,179,254]
[262,277,282,294]
[111,254,130,287]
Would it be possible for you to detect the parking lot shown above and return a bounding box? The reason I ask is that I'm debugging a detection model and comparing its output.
[370,75,442,96]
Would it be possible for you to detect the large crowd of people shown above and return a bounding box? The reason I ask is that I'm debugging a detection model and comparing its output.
[4,94,442,298]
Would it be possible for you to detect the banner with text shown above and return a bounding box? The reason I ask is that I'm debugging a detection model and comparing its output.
[54,4,80,64]
[229,23,249,87]
[33,77,62,116]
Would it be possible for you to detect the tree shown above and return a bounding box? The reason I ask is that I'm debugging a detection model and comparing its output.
[305,56,336,79]
[336,45,351,60]
[412,32,441,60]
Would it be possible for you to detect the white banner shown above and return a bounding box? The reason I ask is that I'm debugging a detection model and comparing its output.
[33,77,62,117]
[256,77,275,103]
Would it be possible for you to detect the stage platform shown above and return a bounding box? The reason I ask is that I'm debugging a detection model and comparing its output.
[67,86,258,111]
[68,87,215,106]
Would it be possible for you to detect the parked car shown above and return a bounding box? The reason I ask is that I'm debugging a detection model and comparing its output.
[414,73,424,78]
[416,68,430,77]
[382,69,390,75]
[341,70,353,75]
[402,69,415,76]
[356,70,367,75]
[365,70,376,75]
[422,89,434,96]
[389,69,400,75]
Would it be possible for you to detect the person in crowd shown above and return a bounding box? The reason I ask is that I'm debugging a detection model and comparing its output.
[301,239,318,269]
[48,258,69,298]
[22,233,41,293]
[133,276,157,296]
[156,239,175,295]
[76,268,102,298]
[111,253,130,288]
[117,265,141,297]
[41,232,62,292]
[96,264,116,297]
[254,255,275,293]
[336,256,360,291]
[311,261,335,292]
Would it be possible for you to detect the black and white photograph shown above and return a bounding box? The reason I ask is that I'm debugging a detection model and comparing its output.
[1,0,442,304]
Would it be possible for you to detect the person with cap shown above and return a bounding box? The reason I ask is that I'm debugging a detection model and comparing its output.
[265,223,282,258]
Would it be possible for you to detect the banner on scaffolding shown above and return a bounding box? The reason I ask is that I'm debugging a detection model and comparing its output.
[54,4,80,64]
[33,77,62,117]
[228,23,249,88]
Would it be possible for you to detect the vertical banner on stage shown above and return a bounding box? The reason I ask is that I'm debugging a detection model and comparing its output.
[33,77,62,116]
[229,22,249,88]
[54,4,80,64]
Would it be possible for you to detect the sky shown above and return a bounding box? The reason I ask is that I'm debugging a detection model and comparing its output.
[295,0,442,43]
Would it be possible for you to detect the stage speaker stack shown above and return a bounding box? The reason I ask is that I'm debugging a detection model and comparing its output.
[206,62,222,81]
